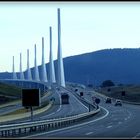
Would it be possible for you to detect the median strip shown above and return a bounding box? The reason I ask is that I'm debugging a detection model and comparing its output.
[0,100,21,108]
[0,101,53,123]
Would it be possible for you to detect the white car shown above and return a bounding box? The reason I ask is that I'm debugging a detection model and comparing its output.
[115,100,122,106]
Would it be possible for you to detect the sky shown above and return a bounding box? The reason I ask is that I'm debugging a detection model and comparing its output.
[0,2,140,72]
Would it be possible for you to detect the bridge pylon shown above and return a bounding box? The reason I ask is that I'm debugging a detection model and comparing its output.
[49,26,56,88]
[12,56,17,79]
[34,44,40,81]
[40,37,48,82]
[19,53,24,80]
[57,8,66,87]
[26,49,32,80]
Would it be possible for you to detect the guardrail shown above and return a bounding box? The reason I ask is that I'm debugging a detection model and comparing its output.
[0,91,100,138]
[0,85,100,137]
[0,106,100,138]
[0,101,53,124]
[65,87,98,110]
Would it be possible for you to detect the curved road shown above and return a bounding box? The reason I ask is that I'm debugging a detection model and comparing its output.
[0,86,89,125]
[22,88,140,138]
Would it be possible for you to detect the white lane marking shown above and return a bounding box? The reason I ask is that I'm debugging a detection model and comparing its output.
[69,92,89,111]
[124,118,127,121]
[107,122,113,125]
[118,122,122,124]
[60,88,89,111]
[21,106,109,138]
[85,132,93,135]
[55,91,62,112]
[41,112,55,119]
[125,109,132,119]
[40,91,62,119]
[133,132,140,138]
[68,100,75,115]
[106,125,112,128]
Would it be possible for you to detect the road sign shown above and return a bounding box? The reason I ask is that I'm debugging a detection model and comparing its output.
[22,89,41,107]
[80,92,83,96]
[22,88,40,121]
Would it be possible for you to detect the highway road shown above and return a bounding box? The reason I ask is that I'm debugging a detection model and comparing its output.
[0,86,89,125]
[21,87,140,139]
[39,88,89,120]
[27,87,89,121]
[0,104,22,115]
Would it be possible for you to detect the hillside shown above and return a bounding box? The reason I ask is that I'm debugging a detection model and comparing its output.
[0,82,21,97]
[0,82,21,104]
[63,48,140,86]
[97,85,140,103]
[1,48,140,87]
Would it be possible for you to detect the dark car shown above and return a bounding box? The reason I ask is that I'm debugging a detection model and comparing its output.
[106,97,112,103]
[115,100,122,106]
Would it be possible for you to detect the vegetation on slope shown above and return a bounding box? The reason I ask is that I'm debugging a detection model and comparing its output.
[97,84,140,103]
[0,82,22,104]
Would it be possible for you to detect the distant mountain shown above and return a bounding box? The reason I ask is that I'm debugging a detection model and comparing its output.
[1,48,140,87]
[62,48,140,86]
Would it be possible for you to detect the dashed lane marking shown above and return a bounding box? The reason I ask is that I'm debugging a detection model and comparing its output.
[106,125,112,128]
[21,106,109,138]
[85,132,93,135]
[132,132,140,138]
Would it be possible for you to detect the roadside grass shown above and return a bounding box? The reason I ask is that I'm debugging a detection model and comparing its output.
[96,85,140,103]
[0,101,53,123]
[0,83,52,117]
[0,82,50,101]
[2,108,29,115]
[0,81,51,106]
[2,100,50,116]
[0,99,21,108]
[0,82,22,105]
[0,82,22,97]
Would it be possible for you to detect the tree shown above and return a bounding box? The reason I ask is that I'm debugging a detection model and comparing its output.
[101,80,115,87]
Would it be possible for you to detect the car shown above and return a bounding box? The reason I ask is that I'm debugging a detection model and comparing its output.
[105,97,112,103]
[115,100,122,106]
[80,92,84,97]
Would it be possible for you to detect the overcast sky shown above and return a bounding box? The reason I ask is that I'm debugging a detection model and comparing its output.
[0,2,140,72]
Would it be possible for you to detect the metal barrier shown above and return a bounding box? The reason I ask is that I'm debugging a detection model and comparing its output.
[0,105,100,137]
[0,84,100,137]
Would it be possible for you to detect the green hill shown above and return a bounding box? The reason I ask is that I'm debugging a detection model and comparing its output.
[0,82,22,104]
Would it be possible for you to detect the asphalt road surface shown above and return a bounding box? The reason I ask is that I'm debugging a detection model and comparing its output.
[22,88,140,139]
[0,86,89,125]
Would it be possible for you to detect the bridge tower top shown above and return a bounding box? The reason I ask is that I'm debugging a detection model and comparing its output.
[12,56,17,79]
[57,8,65,87]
